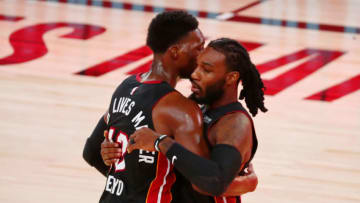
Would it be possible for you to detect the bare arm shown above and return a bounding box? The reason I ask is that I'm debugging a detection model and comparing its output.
[223,163,258,196]
[128,111,253,196]
[128,130,242,196]
[101,92,209,170]
[151,91,209,157]
[128,94,255,196]
[210,112,254,196]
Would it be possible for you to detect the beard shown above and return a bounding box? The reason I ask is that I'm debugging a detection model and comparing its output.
[189,78,225,105]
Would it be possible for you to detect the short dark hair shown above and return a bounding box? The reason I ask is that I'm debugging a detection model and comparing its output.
[208,38,268,117]
[146,11,198,53]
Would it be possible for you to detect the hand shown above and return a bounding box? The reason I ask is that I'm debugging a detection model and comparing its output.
[101,130,122,166]
[240,163,258,192]
[245,163,256,176]
[127,127,161,153]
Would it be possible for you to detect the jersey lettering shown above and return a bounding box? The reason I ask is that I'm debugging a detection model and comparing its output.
[139,149,156,164]
[108,127,129,172]
[101,75,175,202]
[112,97,135,116]
[131,111,146,128]
[105,175,124,196]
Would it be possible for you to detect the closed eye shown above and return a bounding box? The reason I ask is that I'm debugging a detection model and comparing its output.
[202,66,211,73]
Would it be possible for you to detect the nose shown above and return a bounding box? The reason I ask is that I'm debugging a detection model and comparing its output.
[191,67,200,81]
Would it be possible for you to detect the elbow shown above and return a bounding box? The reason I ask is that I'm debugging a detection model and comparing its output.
[82,148,92,166]
[248,174,258,192]
[82,149,91,165]
[82,138,95,166]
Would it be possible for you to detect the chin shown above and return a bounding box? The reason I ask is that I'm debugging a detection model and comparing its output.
[189,93,205,104]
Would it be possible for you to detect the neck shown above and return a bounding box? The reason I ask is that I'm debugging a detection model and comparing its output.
[209,86,238,109]
[140,54,179,87]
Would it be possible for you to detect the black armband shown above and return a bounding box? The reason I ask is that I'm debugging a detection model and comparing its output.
[82,116,109,177]
[166,143,242,196]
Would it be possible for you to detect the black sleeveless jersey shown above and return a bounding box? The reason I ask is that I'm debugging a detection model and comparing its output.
[172,102,258,203]
[99,74,176,203]
[202,102,258,171]
[201,102,258,203]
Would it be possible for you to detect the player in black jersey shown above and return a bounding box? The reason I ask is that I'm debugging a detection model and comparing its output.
[83,11,255,203]
[127,38,267,202]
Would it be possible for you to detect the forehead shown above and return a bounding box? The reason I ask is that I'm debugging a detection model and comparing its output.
[180,28,204,45]
[198,47,226,67]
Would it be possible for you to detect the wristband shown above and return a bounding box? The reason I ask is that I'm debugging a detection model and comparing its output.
[154,135,168,152]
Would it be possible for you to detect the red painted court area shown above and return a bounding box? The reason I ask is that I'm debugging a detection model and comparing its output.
[0,0,359,203]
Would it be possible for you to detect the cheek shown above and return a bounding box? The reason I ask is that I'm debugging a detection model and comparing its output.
[200,75,216,90]
[186,47,198,61]
[180,49,193,65]
[186,53,198,71]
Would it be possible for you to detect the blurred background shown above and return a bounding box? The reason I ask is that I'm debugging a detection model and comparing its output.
[0,0,359,202]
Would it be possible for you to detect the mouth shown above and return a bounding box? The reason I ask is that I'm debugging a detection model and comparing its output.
[190,81,201,95]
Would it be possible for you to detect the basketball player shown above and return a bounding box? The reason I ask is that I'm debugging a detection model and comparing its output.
[82,11,256,203]
[126,38,267,202]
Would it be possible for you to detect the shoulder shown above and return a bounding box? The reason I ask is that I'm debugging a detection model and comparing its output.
[152,91,202,131]
[118,75,137,87]
[112,75,136,94]
[217,111,252,129]
[154,92,209,157]
[154,91,201,116]
[212,111,252,148]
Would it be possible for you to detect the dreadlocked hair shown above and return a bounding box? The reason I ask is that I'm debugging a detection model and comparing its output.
[208,38,268,117]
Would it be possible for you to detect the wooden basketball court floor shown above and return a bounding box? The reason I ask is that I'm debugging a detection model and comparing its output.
[0,0,359,202]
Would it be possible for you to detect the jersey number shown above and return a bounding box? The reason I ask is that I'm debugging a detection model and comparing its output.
[108,127,129,172]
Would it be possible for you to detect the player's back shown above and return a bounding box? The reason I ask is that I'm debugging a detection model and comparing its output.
[99,74,176,203]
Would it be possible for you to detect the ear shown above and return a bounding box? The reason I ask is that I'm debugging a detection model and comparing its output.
[225,71,239,85]
[168,45,179,60]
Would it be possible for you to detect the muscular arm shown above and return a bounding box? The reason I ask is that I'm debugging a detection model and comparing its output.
[129,100,254,196]
[152,92,209,158]
[82,114,110,177]
[212,113,254,195]
[99,91,209,172]
[223,163,258,196]
[156,112,252,196]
